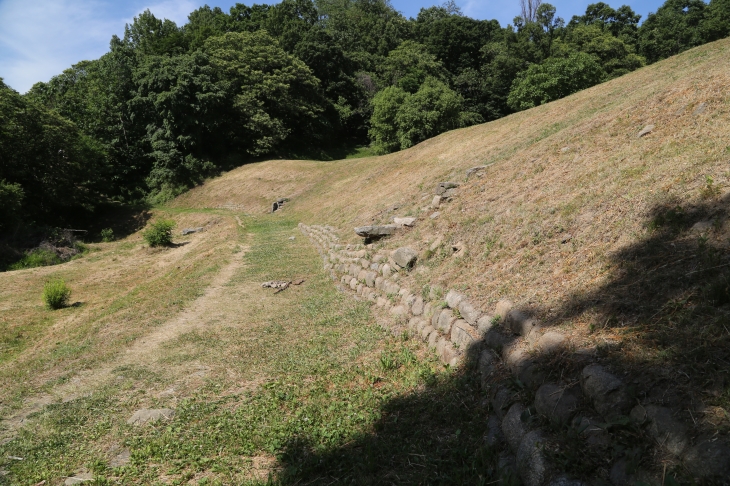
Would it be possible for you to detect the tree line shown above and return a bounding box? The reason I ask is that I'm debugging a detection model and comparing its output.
[1,0,729,232]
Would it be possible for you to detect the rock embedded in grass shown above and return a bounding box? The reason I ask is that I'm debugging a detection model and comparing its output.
[581,364,631,419]
[127,408,175,426]
[534,383,581,425]
[502,403,529,451]
[435,181,459,195]
[637,124,655,137]
[354,224,397,238]
[393,217,416,227]
[516,430,549,486]
[392,247,417,268]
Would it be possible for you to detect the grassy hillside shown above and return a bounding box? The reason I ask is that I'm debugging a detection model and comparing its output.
[1,38,729,484]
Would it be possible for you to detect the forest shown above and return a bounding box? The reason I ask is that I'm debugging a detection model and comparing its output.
[1,0,729,244]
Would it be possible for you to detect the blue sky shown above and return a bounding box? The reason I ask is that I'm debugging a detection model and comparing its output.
[0,0,667,93]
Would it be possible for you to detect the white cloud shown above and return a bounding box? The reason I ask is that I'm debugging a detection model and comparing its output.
[0,0,197,93]
[0,0,125,92]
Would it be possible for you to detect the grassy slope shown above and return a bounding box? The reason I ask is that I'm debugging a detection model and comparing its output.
[0,39,729,484]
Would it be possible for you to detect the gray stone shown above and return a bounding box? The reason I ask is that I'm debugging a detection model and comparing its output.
[181,227,203,235]
[429,285,442,300]
[485,414,504,447]
[483,328,510,350]
[691,220,713,233]
[429,211,440,219]
[435,181,460,195]
[637,124,655,138]
[376,297,388,307]
[411,297,424,316]
[516,430,549,486]
[357,269,368,282]
[349,277,358,290]
[581,364,631,419]
[502,403,529,452]
[365,271,377,287]
[416,319,428,334]
[354,225,397,238]
[534,383,581,424]
[381,263,392,278]
[390,305,408,317]
[428,329,440,348]
[65,472,94,485]
[683,438,730,479]
[505,309,540,337]
[429,236,443,251]
[422,302,433,319]
[445,290,465,309]
[127,408,175,425]
[442,187,457,198]
[109,448,131,468]
[465,165,491,179]
[494,299,513,320]
[642,405,689,456]
[402,293,416,307]
[536,331,566,354]
[492,386,514,419]
[360,258,369,269]
[375,276,384,290]
[451,319,476,350]
[458,299,481,325]
[393,217,416,227]
[431,195,442,208]
[478,349,497,388]
[476,314,496,335]
[420,325,435,342]
[392,247,418,268]
[437,308,456,334]
[439,339,460,366]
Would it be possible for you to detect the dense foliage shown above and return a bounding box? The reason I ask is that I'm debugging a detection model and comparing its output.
[1,0,728,231]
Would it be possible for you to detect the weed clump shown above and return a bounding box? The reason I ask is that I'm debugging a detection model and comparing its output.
[43,278,71,309]
[100,228,114,242]
[10,248,62,270]
[143,220,175,247]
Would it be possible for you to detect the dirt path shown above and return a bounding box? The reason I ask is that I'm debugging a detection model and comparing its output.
[1,218,249,441]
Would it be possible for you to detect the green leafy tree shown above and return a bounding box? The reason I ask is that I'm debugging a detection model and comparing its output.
[507,52,605,111]
[369,77,480,153]
[638,0,706,63]
[0,180,24,230]
[369,85,409,153]
[131,51,223,195]
[0,80,104,225]
[556,24,644,78]
[378,41,447,93]
[204,31,330,155]
[414,5,502,74]
[123,9,186,55]
[700,0,730,42]
[317,0,411,57]
[395,77,480,149]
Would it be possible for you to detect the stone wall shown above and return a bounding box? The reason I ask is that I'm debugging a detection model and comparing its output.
[299,223,730,485]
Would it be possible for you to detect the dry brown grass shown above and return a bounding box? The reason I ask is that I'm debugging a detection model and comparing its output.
[171,39,730,434]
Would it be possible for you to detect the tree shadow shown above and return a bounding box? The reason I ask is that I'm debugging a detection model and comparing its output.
[272,366,514,485]
[538,193,730,397]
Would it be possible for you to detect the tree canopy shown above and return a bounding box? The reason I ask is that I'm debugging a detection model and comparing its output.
[2,0,729,232]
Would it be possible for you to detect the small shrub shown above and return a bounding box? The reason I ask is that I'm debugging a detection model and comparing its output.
[100,228,114,242]
[43,279,71,309]
[142,220,175,247]
[10,248,61,270]
[700,175,721,199]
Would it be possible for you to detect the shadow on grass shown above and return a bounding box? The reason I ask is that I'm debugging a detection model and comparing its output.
[273,366,512,485]
[273,194,730,484]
